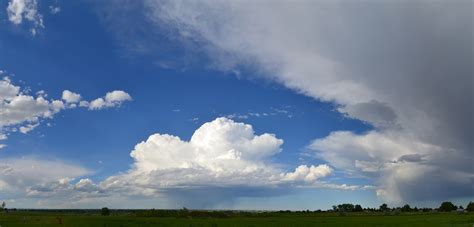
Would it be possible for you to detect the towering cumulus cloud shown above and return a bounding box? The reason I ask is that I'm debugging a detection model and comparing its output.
[100,117,333,207]
[117,0,473,204]
[17,118,338,208]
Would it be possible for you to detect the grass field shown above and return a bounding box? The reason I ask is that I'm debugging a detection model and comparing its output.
[1,211,473,226]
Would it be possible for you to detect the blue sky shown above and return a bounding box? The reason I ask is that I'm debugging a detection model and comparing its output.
[0,0,472,209]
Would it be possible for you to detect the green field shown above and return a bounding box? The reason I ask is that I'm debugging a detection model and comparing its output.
[1,211,473,227]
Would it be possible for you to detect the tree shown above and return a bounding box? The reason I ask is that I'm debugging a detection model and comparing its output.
[466,202,474,212]
[379,203,389,211]
[354,204,363,212]
[401,204,411,212]
[439,201,457,212]
[101,207,110,216]
[1,201,5,210]
[335,204,355,212]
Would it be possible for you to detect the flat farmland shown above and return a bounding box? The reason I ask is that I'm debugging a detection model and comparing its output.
[1,211,473,226]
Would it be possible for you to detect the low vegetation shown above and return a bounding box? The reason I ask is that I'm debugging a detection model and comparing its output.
[0,201,473,226]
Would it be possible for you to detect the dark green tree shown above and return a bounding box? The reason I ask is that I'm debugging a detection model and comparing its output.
[438,202,457,212]
[401,204,411,212]
[101,207,110,216]
[354,204,363,212]
[336,204,355,212]
[466,202,474,212]
[379,203,389,211]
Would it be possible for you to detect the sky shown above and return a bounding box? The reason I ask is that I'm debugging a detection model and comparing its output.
[0,0,472,210]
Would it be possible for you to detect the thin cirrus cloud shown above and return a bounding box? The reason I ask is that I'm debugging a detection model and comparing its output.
[99,0,473,204]
[0,72,132,148]
[20,118,364,208]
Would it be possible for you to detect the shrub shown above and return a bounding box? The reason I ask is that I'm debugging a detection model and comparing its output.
[101,207,110,216]
[401,204,411,212]
[379,203,389,211]
[354,205,363,212]
[466,202,474,212]
[439,202,457,212]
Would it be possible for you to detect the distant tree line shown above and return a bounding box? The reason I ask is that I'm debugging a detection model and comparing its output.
[330,201,474,213]
[2,200,473,217]
[332,204,363,212]
[129,201,474,218]
[135,207,241,218]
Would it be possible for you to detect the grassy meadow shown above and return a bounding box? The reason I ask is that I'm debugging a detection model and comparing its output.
[0,210,473,227]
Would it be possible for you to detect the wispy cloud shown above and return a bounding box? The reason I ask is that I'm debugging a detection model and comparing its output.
[223,106,295,120]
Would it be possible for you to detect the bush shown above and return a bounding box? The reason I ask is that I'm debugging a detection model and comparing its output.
[379,204,389,211]
[439,202,457,212]
[334,204,355,212]
[101,207,110,216]
[354,205,363,212]
[401,204,411,212]
[466,202,474,212]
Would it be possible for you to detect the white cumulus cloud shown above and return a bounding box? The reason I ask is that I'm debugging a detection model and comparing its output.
[81,117,355,207]
[4,118,367,208]
[0,72,132,146]
[62,90,82,104]
[88,90,132,110]
[282,164,332,183]
[6,0,44,35]
[102,118,332,191]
